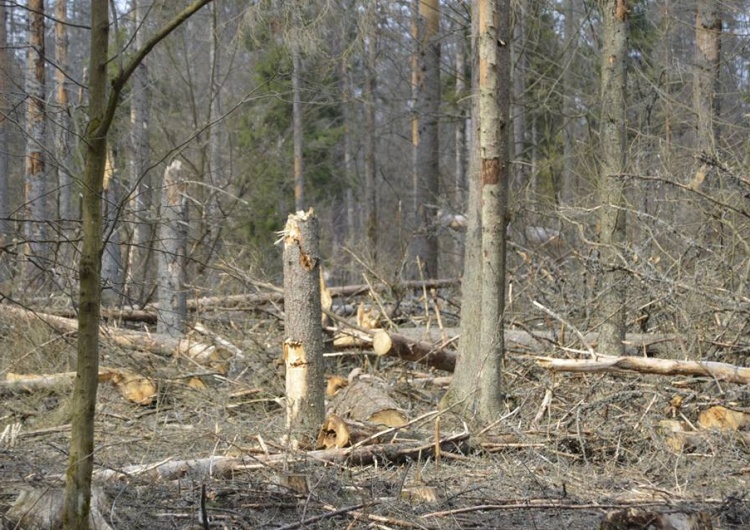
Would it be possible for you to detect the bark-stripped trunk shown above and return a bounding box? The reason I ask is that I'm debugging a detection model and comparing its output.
[410,0,440,279]
[157,161,188,337]
[23,0,47,288]
[441,0,510,423]
[292,47,304,211]
[127,0,153,304]
[282,210,325,448]
[596,0,629,357]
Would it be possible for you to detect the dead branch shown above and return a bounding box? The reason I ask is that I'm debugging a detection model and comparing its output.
[538,354,750,384]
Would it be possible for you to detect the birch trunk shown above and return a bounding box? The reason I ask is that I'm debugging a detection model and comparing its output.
[157,161,188,337]
[283,210,325,447]
[596,0,629,356]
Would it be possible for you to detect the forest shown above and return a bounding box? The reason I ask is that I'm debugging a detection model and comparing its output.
[1,0,750,528]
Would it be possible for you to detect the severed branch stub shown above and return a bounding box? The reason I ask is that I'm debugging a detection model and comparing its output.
[282,209,325,448]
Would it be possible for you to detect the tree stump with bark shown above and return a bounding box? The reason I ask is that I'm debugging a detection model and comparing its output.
[282,209,325,448]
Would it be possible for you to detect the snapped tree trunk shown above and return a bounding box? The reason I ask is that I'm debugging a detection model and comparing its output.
[410,0,440,279]
[157,160,188,337]
[282,209,325,447]
[596,0,629,357]
[23,0,47,290]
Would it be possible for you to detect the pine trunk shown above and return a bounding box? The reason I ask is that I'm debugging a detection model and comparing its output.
[596,0,629,356]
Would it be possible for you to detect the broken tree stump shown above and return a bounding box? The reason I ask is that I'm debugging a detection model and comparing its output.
[282,209,326,447]
[316,415,390,449]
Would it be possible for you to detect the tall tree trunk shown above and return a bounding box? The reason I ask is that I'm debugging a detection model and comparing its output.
[410,0,440,279]
[55,0,74,226]
[205,2,227,273]
[23,0,47,289]
[511,0,526,191]
[441,0,510,424]
[363,3,378,260]
[157,161,188,337]
[127,0,153,305]
[0,2,10,284]
[561,0,578,206]
[63,3,215,526]
[63,2,109,525]
[292,46,305,211]
[477,0,510,421]
[454,22,467,274]
[596,0,629,357]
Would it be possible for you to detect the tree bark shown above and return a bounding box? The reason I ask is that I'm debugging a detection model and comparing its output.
[561,0,579,205]
[283,209,325,447]
[410,0,440,279]
[372,329,457,372]
[55,0,74,227]
[476,0,511,422]
[101,150,124,306]
[126,0,154,305]
[157,161,188,336]
[596,0,629,357]
[693,2,720,162]
[0,2,10,284]
[23,0,47,289]
[363,4,379,259]
[440,4,482,416]
[453,22,467,275]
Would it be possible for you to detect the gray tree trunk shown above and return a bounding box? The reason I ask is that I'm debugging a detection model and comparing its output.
[511,0,526,191]
[157,161,188,337]
[55,0,73,226]
[454,22,467,274]
[282,209,325,448]
[292,47,305,211]
[0,2,10,284]
[23,0,48,289]
[441,0,510,424]
[101,152,124,306]
[363,4,378,259]
[127,0,154,304]
[596,0,629,357]
[410,0,440,279]
[561,0,579,206]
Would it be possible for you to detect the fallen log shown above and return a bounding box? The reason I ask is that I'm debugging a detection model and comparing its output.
[316,415,392,449]
[92,432,471,481]
[538,354,750,384]
[372,330,457,372]
[327,378,407,427]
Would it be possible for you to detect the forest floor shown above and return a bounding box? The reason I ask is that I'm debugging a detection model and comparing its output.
[1,289,750,529]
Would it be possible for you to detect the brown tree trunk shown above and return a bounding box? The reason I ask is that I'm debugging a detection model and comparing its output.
[453,20,468,275]
[363,4,378,259]
[561,0,579,206]
[157,161,188,337]
[55,0,74,228]
[23,0,47,289]
[282,210,325,447]
[63,2,215,526]
[410,0,440,279]
[596,0,629,357]
[101,150,124,306]
[693,2,721,162]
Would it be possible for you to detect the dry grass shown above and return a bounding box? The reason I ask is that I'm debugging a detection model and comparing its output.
[1,303,750,529]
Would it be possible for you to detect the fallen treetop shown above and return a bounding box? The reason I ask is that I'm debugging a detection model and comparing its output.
[538,354,750,384]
